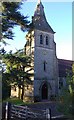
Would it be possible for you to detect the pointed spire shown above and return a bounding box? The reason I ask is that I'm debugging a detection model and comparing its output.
[34,0,44,16]
[32,0,55,34]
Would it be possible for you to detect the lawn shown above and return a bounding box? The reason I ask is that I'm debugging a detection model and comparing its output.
[3,97,31,105]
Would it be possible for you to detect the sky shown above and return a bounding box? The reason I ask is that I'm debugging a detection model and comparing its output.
[4,1,72,60]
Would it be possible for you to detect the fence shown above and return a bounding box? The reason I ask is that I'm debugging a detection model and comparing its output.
[3,102,51,120]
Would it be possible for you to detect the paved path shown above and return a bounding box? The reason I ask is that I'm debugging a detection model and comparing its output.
[26,101,64,118]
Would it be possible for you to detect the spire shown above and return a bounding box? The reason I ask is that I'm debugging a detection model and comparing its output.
[34,0,45,16]
[32,0,55,34]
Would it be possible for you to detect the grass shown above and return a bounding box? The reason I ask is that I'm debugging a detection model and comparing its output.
[2,97,32,105]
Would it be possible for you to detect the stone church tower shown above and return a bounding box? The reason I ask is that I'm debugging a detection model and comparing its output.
[25,0,59,101]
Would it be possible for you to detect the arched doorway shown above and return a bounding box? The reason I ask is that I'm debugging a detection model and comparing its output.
[42,83,48,99]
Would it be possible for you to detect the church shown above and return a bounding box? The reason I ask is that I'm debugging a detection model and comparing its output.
[11,0,73,102]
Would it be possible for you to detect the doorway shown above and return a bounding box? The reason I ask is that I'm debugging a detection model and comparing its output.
[42,83,48,99]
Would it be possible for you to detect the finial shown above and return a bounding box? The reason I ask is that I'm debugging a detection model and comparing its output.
[38,0,41,4]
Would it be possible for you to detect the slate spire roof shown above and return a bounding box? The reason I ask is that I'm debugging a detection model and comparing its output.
[32,0,55,34]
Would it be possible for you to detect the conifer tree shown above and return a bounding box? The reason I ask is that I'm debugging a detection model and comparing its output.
[2,49,33,100]
[1,2,29,44]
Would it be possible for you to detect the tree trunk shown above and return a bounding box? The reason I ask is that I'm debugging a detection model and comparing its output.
[18,86,21,99]
[21,85,24,100]
[21,66,25,101]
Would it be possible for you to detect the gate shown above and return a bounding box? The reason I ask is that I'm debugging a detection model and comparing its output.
[3,102,51,120]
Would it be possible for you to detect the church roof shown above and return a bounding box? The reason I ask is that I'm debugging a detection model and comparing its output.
[58,59,73,77]
[32,0,55,34]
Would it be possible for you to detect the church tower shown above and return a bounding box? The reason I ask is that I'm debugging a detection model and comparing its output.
[25,0,58,102]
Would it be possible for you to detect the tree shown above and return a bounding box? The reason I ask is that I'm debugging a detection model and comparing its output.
[58,64,74,120]
[2,49,33,100]
[0,1,32,100]
[1,2,29,44]
[0,1,30,58]
[2,72,11,100]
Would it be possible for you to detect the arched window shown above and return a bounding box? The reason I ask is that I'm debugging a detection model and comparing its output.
[40,35,43,44]
[44,61,46,71]
[46,36,48,45]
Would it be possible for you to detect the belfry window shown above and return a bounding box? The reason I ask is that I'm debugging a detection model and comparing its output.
[40,35,43,44]
[46,36,48,45]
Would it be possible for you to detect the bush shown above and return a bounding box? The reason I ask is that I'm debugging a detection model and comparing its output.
[34,96,41,102]
[50,95,56,101]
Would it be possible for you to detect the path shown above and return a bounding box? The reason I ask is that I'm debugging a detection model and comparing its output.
[24,101,65,119]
